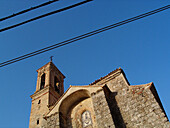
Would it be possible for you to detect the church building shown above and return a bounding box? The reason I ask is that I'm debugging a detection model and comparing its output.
[29,61,170,128]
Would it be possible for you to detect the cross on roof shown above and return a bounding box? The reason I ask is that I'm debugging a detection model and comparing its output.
[50,56,54,62]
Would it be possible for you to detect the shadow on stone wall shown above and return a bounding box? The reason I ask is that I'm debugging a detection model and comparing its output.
[59,112,66,128]
[103,85,126,128]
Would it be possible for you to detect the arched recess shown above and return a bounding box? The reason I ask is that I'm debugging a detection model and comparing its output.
[59,89,91,128]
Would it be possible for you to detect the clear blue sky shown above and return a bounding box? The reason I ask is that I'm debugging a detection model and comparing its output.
[0,0,169,127]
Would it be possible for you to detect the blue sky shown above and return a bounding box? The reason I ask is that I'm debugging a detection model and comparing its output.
[0,0,169,127]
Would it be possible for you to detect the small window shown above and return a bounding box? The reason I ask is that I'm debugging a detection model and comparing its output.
[37,119,39,125]
[38,100,41,104]
[40,73,45,90]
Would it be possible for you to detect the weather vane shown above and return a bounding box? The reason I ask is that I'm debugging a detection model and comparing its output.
[50,56,54,62]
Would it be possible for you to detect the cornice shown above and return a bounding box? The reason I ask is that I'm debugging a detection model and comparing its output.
[30,86,49,99]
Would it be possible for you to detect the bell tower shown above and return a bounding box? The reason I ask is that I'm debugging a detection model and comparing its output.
[29,60,65,128]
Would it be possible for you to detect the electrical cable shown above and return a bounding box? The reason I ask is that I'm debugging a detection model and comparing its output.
[0,0,59,22]
[0,0,93,32]
[0,4,169,68]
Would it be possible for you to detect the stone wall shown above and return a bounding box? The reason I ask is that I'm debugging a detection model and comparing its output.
[102,74,170,128]
[91,89,115,128]
[29,88,50,128]
[42,112,60,128]
[116,85,170,128]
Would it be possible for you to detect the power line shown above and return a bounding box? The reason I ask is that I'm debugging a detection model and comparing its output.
[0,0,93,32]
[0,5,169,68]
[0,0,59,22]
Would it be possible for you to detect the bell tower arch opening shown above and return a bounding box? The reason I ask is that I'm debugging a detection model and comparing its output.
[40,73,45,90]
[54,76,60,93]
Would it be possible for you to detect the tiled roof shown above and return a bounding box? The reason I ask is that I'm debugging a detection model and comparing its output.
[89,68,122,85]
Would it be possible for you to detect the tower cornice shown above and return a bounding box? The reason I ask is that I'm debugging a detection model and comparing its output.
[30,86,50,99]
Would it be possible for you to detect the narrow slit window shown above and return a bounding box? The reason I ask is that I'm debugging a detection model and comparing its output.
[38,100,41,104]
[37,119,39,125]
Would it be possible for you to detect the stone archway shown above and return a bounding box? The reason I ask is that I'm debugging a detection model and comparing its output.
[59,89,91,128]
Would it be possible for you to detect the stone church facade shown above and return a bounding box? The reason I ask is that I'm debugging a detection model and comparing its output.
[29,61,170,128]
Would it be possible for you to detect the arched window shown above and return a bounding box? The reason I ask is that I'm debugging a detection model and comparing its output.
[54,76,60,93]
[40,73,45,90]
[82,110,92,127]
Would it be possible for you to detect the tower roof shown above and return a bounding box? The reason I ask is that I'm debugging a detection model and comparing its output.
[36,61,65,78]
